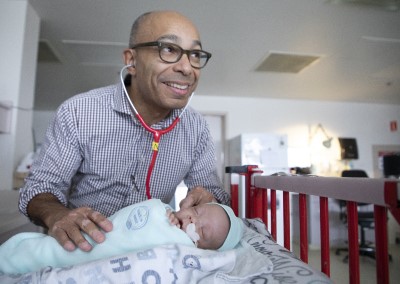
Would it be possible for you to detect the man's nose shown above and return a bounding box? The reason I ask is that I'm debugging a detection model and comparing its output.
[173,53,193,75]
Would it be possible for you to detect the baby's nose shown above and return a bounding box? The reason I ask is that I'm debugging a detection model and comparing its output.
[190,216,198,224]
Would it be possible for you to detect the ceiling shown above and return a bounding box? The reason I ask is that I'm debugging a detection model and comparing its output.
[29,0,400,110]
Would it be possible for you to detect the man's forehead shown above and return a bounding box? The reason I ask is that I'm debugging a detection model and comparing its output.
[156,34,202,48]
[137,11,201,45]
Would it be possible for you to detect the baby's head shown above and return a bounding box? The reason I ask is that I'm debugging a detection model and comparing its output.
[175,203,243,251]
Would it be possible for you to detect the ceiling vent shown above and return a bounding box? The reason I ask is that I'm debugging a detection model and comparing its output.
[255,52,320,74]
[38,40,61,63]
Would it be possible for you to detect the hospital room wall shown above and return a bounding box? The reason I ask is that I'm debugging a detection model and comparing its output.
[192,95,400,177]
[32,96,400,178]
[0,1,39,191]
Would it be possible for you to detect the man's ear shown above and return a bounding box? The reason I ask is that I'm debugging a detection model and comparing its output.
[123,49,136,71]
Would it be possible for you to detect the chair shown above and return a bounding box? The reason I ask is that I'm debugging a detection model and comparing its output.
[335,169,376,262]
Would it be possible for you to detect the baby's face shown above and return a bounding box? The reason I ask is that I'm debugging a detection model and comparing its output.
[175,204,230,250]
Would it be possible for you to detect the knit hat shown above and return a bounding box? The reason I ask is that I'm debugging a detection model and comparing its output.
[210,203,244,251]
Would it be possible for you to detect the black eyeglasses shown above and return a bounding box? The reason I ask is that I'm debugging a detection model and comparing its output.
[131,41,212,69]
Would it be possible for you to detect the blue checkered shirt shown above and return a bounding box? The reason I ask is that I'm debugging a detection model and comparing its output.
[19,83,230,217]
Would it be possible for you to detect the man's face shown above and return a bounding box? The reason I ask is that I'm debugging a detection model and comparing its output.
[131,12,202,113]
[175,203,230,250]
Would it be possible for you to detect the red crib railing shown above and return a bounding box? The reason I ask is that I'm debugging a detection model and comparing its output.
[226,165,400,284]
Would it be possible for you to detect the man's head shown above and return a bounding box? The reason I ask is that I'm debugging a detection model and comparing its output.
[175,203,243,251]
[123,11,210,120]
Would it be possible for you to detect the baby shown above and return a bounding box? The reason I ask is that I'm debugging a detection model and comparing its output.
[0,199,243,274]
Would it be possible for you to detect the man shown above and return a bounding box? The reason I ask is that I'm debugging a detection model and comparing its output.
[19,10,230,253]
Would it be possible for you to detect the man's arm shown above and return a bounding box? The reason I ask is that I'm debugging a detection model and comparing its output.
[27,193,113,252]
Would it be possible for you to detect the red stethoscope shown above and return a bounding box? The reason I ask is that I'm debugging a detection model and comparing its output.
[120,65,193,199]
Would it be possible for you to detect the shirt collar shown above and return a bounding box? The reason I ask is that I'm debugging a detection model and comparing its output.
[112,82,132,116]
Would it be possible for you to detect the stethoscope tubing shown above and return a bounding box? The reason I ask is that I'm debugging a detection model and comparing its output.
[120,65,193,199]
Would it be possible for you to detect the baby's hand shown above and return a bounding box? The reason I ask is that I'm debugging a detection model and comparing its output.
[166,209,181,228]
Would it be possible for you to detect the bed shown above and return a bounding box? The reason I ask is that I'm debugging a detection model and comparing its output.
[0,218,332,283]
[3,164,397,284]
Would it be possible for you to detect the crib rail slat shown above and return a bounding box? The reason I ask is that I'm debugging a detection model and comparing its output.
[320,196,330,277]
[374,205,389,284]
[347,201,360,284]
[271,189,277,242]
[230,182,239,216]
[254,188,263,220]
[283,191,291,250]
[261,189,267,226]
[299,194,308,263]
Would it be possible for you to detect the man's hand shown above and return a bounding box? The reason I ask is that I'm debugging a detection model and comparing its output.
[179,186,217,209]
[27,193,113,252]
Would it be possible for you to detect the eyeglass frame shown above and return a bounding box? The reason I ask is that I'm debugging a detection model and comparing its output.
[130,41,212,69]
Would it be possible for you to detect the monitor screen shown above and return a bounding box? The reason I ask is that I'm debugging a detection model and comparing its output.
[383,154,400,177]
[338,138,358,160]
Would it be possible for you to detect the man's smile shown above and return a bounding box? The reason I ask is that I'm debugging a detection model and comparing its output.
[164,82,190,90]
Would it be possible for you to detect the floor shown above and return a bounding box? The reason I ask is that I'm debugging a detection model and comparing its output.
[292,243,400,284]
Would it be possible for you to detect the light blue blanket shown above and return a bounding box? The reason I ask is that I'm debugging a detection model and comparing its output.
[0,199,194,274]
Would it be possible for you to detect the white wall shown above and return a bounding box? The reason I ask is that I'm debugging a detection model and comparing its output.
[192,95,400,177]
[0,0,39,190]
[33,96,400,178]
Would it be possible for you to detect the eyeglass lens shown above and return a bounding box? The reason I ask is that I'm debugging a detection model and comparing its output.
[158,43,209,68]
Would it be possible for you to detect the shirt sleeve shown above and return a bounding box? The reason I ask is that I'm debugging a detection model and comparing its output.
[184,122,230,206]
[19,103,83,217]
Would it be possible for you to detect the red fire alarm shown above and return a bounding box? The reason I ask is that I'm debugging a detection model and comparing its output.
[390,120,397,132]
